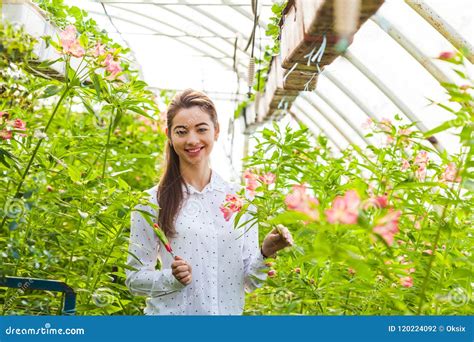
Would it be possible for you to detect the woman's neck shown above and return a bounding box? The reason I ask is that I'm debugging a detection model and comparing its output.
[180,162,212,192]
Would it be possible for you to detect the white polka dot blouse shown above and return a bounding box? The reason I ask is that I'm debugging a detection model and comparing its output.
[125,170,267,315]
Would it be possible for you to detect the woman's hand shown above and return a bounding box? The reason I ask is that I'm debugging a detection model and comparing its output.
[261,225,294,258]
[171,256,192,285]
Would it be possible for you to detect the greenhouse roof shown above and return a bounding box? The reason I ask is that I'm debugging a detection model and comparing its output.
[3,0,473,178]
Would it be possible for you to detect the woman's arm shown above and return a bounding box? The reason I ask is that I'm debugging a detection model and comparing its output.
[125,202,185,297]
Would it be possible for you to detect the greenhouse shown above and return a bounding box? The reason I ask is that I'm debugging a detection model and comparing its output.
[0,0,473,322]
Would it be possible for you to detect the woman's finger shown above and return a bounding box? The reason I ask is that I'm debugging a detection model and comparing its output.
[181,274,192,284]
[174,271,189,280]
[175,265,190,273]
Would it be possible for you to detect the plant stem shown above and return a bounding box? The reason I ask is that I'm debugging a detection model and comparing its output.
[0,86,70,232]
[102,109,114,178]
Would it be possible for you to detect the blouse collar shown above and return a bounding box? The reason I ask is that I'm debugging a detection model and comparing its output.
[183,169,226,195]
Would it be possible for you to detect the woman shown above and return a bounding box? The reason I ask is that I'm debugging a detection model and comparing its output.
[125,89,293,315]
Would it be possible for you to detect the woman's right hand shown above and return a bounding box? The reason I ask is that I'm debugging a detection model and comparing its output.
[171,256,192,285]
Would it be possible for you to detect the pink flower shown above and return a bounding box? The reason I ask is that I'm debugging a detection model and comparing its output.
[243,169,259,197]
[219,194,243,221]
[361,118,373,130]
[59,25,77,47]
[325,190,360,224]
[423,249,433,255]
[401,159,410,171]
[415,164,427,181]
[12,118,26,130]
[385,135,395,145]
[414,151,429,166]
[268,270,276,277]
[363,195,388,210]
[259,172,276,185]
[348,267,356,276]
[59,25,85,58]
[103,54,122,79]
[373,210,401,246]
[440,162,461,182]
[400,276,413,288]
[285,184,319,221]
[398,128,412,136]
[0,130,12,140]
[93,42,106,57]
[378,118,392,133]
[439,51,456,60]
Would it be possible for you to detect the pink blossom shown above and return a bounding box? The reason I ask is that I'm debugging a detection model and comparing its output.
[0,130,12,140]
[12,118,26,130]
[348,267,356,276]
[373,210,401,246]
[385,135,395,145]
[408,267,416,274]
[259,172,276,185]
[243,169,259,197]
[415,164,427,181]
[423,249,433,255]
[440,162,461,182]
[219,194,243,221]
[268,270,276,277]
[398,128,412,136]
[361,118,373,130]
[59,25,85,58]
[103,54,122,79]
[363,195,388,210]
[325,190,360,224]
[378,118,392,133]
[414,151,429,166]
[401,159,410,171]
[285,184,319,221]
[93,42,106,57]
[400,276,413,288]
[439,51,456,60]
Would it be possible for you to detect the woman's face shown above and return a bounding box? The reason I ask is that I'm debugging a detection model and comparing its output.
[167,106,219,166]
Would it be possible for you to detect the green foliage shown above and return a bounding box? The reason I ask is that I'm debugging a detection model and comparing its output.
[0,16,168,315]
[239,55,473,315]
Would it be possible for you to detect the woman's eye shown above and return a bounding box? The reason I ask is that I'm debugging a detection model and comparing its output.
[198,128,208,133]
[176,130,186,136]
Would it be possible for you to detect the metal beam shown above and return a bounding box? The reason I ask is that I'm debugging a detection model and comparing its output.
[292,102,344,152]
[342,50,443,152]
[300,93,357,146]
[313,89,371,145]
[88,10,247,79]
[405,0,474,64]
[371,13,454,85]
[323,70,380,123]
[108,4,248,71]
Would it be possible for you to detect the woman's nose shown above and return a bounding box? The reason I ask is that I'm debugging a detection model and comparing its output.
[186,131,200,145]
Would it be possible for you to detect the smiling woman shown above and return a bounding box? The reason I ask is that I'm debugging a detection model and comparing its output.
[125,90,294,315]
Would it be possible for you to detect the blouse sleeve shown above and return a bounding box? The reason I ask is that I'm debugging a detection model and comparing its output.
[241,205,268,292]
[125,196,185,297]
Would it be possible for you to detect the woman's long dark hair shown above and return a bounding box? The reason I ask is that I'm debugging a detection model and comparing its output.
[157,89,218,238]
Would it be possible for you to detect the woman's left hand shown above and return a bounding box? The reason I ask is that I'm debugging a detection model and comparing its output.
[261,225,294,258]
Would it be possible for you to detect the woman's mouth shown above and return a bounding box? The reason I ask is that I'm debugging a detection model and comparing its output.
[185,146,204,156]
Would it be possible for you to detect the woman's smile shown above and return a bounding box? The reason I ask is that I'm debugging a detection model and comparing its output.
[184,145,205,157]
